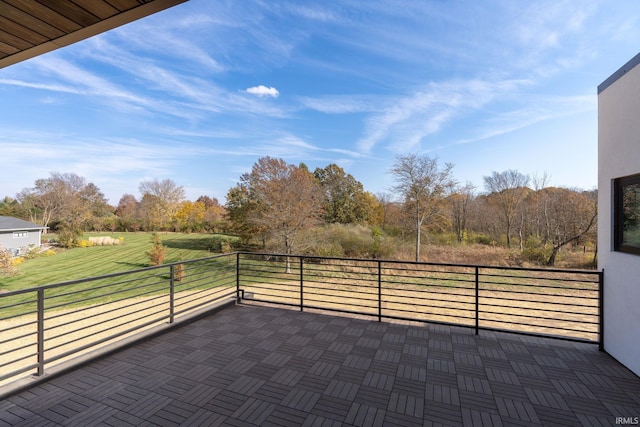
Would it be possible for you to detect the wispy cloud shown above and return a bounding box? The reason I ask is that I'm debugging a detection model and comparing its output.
[357,79,528,153]
[455,94,597,146]
[0,78,82,95]
[298,95,381,114]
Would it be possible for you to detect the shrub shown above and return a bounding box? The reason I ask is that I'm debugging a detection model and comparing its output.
[208,235,236,253]
[304,224,399,259]
[24,245,41,259]
[57,227,81,248]
[470,233,494,246]
[146,233,168,266]
[521,237,552,265]
[78,239,93,248]
[314,241,345,258]
[0,247,18,276]
[174,263,184,282]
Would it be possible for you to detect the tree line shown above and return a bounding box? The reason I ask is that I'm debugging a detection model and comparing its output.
[0,155,597,266]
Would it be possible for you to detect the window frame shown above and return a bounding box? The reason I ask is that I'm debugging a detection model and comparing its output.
[614,173,640,255]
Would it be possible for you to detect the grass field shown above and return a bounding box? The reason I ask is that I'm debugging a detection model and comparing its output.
[0,232,231,292]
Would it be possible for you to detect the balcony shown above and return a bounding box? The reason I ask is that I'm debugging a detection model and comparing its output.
[1,254,639,425]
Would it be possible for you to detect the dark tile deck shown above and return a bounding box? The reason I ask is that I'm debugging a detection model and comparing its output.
[1,303,639,426]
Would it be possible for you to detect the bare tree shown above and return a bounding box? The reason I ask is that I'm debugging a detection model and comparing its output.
[390,154,455,262]
[449,182,476,243]
[138,179,185,230]
[544,188,597,266]
[483,170,530,248]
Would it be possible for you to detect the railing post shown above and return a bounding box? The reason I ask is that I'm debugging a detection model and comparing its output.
[475,266,479,335]
[300,256,304,312]
[378,261,382,322]
[169,265,175,324]
[36,288,45,376]
[236,253,241,303]
[599,269,604,351]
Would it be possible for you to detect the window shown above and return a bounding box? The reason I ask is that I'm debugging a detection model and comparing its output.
[614,173,640,255]
[13,231,28,238]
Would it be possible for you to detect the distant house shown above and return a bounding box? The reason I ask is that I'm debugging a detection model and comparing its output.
[0,216,47,256]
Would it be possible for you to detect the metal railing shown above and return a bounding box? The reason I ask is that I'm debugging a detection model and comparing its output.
[237,253,603,346]
[0,254,237,386]
[0,251,603,388]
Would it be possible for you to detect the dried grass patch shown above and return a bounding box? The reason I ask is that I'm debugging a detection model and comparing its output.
[241,280,599,342]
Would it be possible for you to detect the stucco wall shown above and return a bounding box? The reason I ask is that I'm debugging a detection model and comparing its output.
[598,56,640,376]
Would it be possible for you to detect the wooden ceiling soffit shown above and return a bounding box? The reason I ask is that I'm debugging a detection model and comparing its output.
[0,0,188,69]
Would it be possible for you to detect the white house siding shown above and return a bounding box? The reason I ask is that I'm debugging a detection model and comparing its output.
[598,53,640,376]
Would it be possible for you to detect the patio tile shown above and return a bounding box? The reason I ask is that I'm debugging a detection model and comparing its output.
[1,303,639,426]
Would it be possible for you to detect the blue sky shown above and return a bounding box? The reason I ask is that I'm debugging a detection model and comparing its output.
[1,0,639,205]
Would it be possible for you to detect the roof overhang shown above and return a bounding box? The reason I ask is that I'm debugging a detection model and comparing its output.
[0,0,188,70]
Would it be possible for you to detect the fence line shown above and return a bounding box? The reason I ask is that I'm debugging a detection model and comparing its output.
[237,253,603,346]
[0,253,237,386]
[0,251,602,389]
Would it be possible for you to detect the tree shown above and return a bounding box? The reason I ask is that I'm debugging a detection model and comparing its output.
[483,170,530,248]
[197,195,226,232]
[390,154,455,262]
[138,179,185,230]
[543,188,597,266]
[225,184,267,245]
[239,157,323,272]
[16,172,108,237]
[313,164,372,224]
[449,183,476,243]
[116,194,141,231]
[0,196,23,218]
[175,201,205,232]
[146,232,168,266]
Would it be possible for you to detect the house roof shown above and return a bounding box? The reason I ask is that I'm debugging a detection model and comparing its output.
[598,51,640,94]
[0,0,188,70]
[0,216,46,231]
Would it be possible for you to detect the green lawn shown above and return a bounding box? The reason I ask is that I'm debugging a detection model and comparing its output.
[0,232,233,291]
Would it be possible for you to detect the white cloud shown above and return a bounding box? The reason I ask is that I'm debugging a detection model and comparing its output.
[246,85,280,98]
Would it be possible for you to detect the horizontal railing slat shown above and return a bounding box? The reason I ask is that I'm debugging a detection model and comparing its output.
[0,251,602,389]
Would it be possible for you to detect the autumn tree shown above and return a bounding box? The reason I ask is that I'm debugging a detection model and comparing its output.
[237,157,323,272]
[313,164,374,224]
[138,179,185,230]
[390,154,455,262]
[116,194,141,231]
[225,184,267,246]
[196,195,226,232]
[175,201,205,232]
[483,170,530,248]
[16,172,109,240]
[146,232,168,266]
